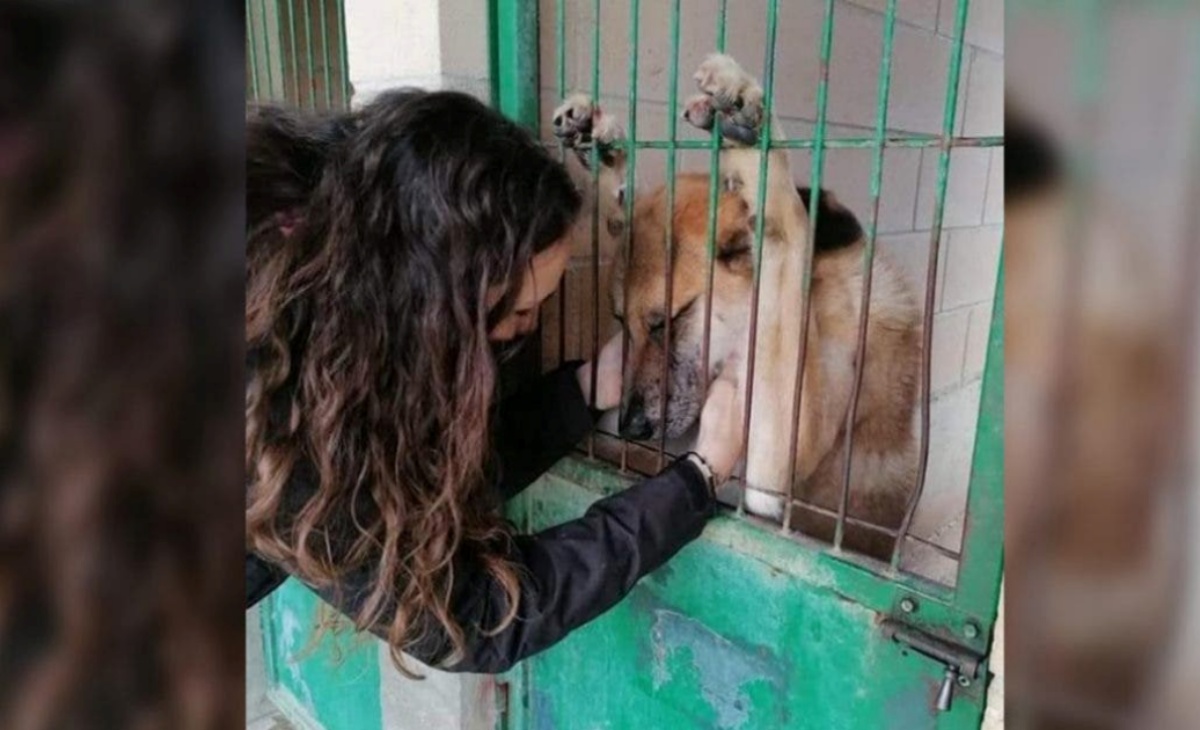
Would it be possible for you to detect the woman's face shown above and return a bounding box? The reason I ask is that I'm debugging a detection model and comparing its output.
[488,241,571,343]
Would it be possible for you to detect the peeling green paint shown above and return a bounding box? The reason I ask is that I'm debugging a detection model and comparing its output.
[502,469,994,729]
[260,579,383,730]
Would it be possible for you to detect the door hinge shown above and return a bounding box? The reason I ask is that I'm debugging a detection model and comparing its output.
[880,618,987,713]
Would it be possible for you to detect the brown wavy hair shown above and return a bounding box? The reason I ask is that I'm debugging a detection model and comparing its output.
[245,90,581,674]
[0,2,243,728]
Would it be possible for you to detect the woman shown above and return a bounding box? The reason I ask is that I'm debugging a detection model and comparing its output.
[245,89,744,675]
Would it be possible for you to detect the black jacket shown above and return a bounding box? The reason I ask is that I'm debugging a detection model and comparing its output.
[245,363,715,673]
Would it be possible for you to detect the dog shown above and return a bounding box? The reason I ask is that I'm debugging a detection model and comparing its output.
[552,54,922,559]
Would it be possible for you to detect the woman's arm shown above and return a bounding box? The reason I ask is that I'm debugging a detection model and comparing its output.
[491,332,625,501]
[491,361,596,501]
[335,457,714,673]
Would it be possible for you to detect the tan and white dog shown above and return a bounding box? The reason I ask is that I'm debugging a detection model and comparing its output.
[553,54,921,558]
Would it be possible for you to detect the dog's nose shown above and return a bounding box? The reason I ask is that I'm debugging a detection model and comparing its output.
[619,395,654,441]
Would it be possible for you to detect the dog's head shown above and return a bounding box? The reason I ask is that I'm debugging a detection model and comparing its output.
[610,174,757,440]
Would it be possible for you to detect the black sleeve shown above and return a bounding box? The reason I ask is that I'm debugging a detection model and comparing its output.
[491,361,597,501]
[246,552,288,609]
[313,458,715,674]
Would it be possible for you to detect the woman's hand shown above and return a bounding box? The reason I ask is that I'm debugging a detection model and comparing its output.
[694,359,746,484]
[576,332,625,412]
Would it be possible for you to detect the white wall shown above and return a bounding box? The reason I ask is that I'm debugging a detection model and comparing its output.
[344,0,490,106]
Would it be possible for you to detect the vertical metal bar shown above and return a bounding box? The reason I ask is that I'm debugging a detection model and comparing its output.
[891,0,973,567]
[286,0,301,104]
[556,0,567,368]
[736,0,781,517]
[952,261,1004,619]
[247,1,261,101]
[587,0,601,457]
[834,0,898,550]
[656,0,681,471]
[493,0,541,129]
[619,0,642,470]
[260,0,277,100]
[699,0,729,396]
[782,0,836,536]
[317,0,333,109]
[336,0,351,108]
[301,0,315,110]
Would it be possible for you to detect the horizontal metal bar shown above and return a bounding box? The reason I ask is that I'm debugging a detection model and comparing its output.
[580,436,962,568]
[574,135,1003,151]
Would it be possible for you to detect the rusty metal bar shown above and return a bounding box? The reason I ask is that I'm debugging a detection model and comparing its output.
[736,0,782,517]
[586,0,601,458]
[891,0,974,568]
[835,0,899,551]
[655,0,682,470]
[557,0,567,368]
[782,0,836,537]
[317,0,333,109]
[247,2,261,101]
[699,0,729,399]
[286,0,301,103]
[620,0,643,470]
[586,136,1003,150]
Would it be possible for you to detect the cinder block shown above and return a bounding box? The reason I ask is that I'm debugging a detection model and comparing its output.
[961,49,1003,137]
[910,379,982,543]
[963,301,994,379]
[876,230,950,310]
[940,225,1002,311]
[938,0,1003,54]
[983,148,1003,224]
[915,147,991,229]
[818,147,925,235]
[850,0,941,32]
[931,307,969,394]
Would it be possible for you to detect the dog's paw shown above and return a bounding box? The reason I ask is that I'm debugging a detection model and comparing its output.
[685,54,764,146]
[552,94,625,149]
[551,94,594,147]
[742,488,786,522]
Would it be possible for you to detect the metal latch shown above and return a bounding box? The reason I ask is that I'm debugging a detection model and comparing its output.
[881,618,986,712]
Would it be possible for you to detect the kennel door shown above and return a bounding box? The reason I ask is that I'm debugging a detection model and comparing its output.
[498,297,1001,727]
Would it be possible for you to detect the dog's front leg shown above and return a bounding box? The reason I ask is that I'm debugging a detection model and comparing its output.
[683,54,814,520]
[551,94,629,244]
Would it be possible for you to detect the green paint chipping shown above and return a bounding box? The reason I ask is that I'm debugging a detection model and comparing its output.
[503,470,991,728]
[261,579,383,730]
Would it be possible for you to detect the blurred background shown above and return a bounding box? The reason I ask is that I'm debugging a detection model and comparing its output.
[1005,1,1200,728]
[0,0,1198,728]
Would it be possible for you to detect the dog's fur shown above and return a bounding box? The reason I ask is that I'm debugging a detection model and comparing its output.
[553,55,921,558]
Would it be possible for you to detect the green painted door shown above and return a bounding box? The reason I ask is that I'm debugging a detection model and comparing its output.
[496,280,1002,728]
[490,0,1002,721]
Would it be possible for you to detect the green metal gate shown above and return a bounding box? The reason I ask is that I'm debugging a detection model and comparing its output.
[249,0,1004,727]
[245,0,350,110]
[491,0,1003,728]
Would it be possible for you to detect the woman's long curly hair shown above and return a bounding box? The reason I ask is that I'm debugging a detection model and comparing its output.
[245,90,581,673]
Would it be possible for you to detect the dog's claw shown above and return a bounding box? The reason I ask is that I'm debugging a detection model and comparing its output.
[722,123,758,146]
